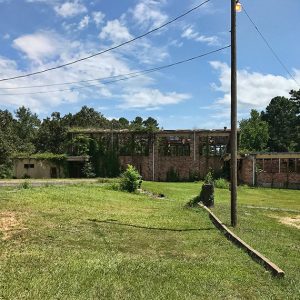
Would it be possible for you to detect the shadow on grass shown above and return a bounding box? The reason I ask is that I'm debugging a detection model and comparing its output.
[88,219,215,232]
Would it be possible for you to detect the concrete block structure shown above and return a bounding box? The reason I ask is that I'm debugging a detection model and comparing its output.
[13,156,88,179]
[13,158,65,179]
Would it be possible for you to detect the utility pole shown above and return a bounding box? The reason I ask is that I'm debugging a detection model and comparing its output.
[230,0,239,227]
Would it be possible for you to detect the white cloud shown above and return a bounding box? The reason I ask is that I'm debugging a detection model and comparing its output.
[92,11,105,27]
[78,15,89,30]
[0,32,136,111]
[99,20,133,44]
[181,26,219,46]
[54,0,87,18]
[120,88,190,109]
[13,31,65,63]
[210,61,300,109]
[0,10,186,114]
[0,56,18,78]
[131,0,168,29]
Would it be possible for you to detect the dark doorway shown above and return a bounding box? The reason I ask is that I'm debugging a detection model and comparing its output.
[50,167,58,178]
[68,162,84,178]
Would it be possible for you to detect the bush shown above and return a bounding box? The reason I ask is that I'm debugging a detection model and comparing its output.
[119,165,141,193]
[82,161,96,178]
[20,180,30,189]
[106,182,120,191]
[0,163,12,179]
[204,170,214,185]
[214,178,229,189]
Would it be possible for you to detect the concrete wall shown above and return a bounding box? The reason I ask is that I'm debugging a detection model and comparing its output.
[13,159,65,179]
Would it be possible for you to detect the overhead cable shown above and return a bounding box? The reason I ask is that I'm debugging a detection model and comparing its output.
[243,6,299,86]
[0,45,230,96]
[0,0,211,83]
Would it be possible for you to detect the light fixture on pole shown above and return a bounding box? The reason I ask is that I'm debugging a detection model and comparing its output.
[235,0,242,12]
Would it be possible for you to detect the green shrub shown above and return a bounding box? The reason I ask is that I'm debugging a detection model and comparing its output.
[20,180,30,189]
[204,170,214,184]
[106,182,120,191]
[82,161,96,178]
[119,165,141,193]
[0,163,12,179]
[214,178,229,189]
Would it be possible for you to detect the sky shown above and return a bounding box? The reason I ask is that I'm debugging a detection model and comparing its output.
[0,0,299,129]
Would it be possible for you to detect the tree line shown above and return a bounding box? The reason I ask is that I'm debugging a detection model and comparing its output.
[239,89,300,153]
[1,89,299,178]
[0,105,159,178]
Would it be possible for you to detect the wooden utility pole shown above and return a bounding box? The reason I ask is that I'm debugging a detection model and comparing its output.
[230,0,238,227]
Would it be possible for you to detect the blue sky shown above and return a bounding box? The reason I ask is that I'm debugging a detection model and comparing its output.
[0,0,299,129]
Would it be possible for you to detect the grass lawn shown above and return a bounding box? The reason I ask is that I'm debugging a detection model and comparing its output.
[1,181,299,299]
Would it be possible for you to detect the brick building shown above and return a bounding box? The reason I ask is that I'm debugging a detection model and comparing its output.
[69,129,232,181]
[239,153,300,189]
[12,128,300,189]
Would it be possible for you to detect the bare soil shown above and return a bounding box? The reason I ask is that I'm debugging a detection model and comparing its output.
[278,215,300,229]
[0,211,22,240]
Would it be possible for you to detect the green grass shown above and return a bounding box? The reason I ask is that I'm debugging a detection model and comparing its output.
[0,182,299,299]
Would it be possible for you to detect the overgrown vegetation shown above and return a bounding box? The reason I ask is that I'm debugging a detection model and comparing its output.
[82,161,96,178]
[203,170,214,184]
[119,164,141,192]
[0,106,160,178]
[214,178,229,189]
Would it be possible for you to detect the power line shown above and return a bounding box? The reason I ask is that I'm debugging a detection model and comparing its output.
[0,45,230,96]
[1,42,228,91]
[243,6,299,86]
[0,71,153,90]
[0,0,211,83]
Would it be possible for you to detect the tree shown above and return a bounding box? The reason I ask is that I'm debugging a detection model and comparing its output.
[130,116,159,131]
[0,110,19,178]
[261,96,298,152]
[68,134,91,156]
[130,116,144,131]
[15,106,40,153]
[67,106,109,128]
[118,117,130,129]
[143,117,159,132]
[239,110,269,152]
[289,89,300,151]
[35,112,67,154]
[290,89,300,110]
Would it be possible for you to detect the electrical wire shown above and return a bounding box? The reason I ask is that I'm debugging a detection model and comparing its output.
[0,0,211,83]
[243,6,299,86]
[0,45,230,96]
[0,71,154,90]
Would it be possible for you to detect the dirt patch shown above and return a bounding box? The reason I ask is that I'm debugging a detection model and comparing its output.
[278,215,300,229]
[0,211,23,240]
[138,189,165,199]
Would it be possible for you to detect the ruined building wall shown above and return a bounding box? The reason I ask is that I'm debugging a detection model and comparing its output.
[71,129,231,181]
[240,155,300,189]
